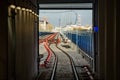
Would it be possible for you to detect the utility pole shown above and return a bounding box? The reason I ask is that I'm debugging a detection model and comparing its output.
[59,18,61,27]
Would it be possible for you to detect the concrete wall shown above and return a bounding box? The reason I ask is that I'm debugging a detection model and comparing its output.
[8,3,38,80]
[14,7,38,80]
[98,0,117,79]
[0,0,39,80]
[0,0,8,80]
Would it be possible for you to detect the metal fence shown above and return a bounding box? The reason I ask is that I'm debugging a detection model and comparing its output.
[63,31,94,58]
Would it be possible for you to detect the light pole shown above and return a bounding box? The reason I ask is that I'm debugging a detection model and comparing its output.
[71,10,79,53]
[70,10,78,25]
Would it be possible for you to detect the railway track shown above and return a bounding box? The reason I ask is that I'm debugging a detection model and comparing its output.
[59,33,94,80]
[49,44,79,80]
[38,33,94,80]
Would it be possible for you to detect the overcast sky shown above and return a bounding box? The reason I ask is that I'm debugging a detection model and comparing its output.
[39,10,92,27]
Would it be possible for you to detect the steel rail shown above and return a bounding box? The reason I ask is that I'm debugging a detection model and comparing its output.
[49,45,58,80]
[56,46,79,80]
[49,32,79,80]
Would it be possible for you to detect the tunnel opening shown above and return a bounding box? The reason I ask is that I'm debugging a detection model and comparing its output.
[4,0,117,79]
[38,3,96,80]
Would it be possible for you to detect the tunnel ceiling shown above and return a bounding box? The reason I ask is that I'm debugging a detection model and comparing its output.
[38,0,94,3]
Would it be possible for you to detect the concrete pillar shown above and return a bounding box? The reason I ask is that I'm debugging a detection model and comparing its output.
[15,7,23,80]
[8,6,16,80]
